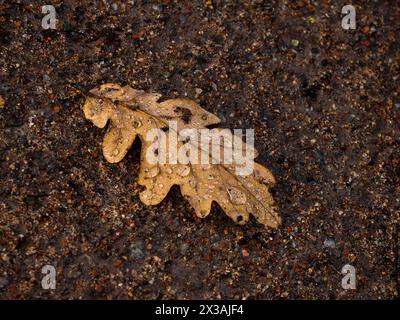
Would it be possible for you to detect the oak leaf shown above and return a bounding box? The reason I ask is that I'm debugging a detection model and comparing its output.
[84,84,281,228]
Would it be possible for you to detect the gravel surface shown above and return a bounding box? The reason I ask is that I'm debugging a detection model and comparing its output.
[0,0,399,299]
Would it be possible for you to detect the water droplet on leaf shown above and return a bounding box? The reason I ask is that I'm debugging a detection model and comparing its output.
[176,166,190,177]
[165,167,173,174]
[144,166,159,178]
[133,119,142,128]
[227,187,247,205]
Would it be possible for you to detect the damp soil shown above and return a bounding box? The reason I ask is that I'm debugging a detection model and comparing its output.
[0,1,399,299]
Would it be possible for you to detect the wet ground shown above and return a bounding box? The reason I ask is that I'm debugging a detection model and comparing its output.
[0,1,399,299]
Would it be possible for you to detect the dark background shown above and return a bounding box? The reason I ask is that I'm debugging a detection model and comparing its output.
[0,0,399,299]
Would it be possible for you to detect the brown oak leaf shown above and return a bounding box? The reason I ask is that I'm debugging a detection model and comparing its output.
[83,83,281,228]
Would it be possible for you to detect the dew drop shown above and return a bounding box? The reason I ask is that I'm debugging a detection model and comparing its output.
[133,119,142,128]
[176,166,191,177]
[165,167,173,174]
[144,166,159,178]
[227,187,247,205]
